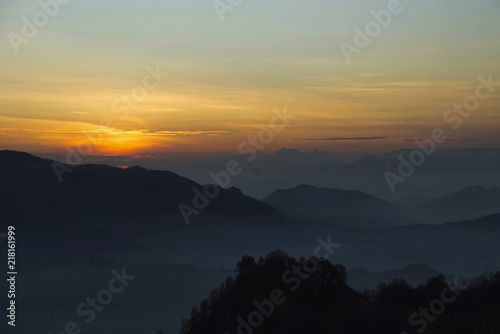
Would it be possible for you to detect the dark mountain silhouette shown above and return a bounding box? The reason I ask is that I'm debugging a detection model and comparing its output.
[275,147,303,157]
[262,184,408,226]
[228,186,245,196]
[0,150,284,232]
[262,184,500,225]
[441,212,500,228]
[0,149,54,170]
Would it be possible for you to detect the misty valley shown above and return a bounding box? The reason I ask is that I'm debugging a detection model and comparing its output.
[0,150,499,333]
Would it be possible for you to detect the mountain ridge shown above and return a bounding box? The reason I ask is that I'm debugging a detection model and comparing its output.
[0,150,285,230]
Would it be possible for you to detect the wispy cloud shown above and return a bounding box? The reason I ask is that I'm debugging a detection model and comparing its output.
[403,138,454,142]
[5,128,230,137]
[294,137,387,141]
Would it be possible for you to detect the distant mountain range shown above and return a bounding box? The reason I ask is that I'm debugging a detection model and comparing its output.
[262,184,500,226]
[262,184,406,227]
[2,150,500,232]
[426,185,500,210]
[351,148,500,174]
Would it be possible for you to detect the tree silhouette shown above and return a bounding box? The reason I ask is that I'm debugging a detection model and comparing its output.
[179,251,500,334]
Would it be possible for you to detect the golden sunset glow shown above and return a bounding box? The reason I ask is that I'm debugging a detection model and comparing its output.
[1,0,499,156]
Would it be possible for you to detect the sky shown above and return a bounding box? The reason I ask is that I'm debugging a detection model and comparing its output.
[1,0,499,158]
